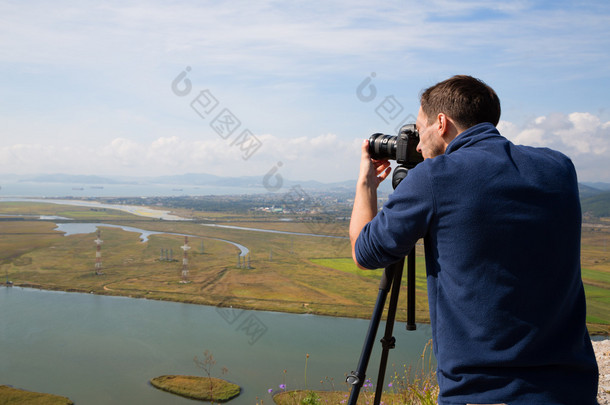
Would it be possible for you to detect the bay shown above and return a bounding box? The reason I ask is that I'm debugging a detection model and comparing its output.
[0,287,433,404]
[0,181,267,198]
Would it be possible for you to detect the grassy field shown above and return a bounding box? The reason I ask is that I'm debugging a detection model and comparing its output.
[581,224,610,334]
[0,202,385,320]
[1,201,609,334]
[0,385,73,404]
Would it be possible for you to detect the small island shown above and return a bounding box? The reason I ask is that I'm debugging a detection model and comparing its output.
[0,385,73,404]
[150,375,240,402]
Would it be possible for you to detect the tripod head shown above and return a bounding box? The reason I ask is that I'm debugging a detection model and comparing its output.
[392,164,409,190]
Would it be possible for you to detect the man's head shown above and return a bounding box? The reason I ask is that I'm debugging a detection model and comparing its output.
[416,75,500,159]
[420,75,501,130]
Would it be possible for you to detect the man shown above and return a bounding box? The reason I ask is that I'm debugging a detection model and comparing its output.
[350,75,599,404]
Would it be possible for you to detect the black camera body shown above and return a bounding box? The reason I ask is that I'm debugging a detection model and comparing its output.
[368,124,424,169]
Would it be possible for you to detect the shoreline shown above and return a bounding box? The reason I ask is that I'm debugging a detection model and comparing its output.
[2,284,380,323]
[4,283,609,337]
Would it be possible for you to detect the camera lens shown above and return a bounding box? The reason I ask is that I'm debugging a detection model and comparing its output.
[368,133,397,160]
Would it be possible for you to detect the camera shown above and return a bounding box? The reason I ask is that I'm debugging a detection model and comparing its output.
[368,124,424,168]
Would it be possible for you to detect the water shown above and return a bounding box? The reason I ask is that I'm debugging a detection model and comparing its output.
[0,197,188,221]
[0,287,433,404]
[53,222,250,256]
[0,181,267,198]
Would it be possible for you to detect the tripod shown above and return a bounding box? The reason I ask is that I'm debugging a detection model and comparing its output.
[346,165,417,405]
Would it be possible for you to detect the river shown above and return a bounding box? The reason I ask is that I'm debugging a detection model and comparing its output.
[53,222,250,256]
[1,287,433,404]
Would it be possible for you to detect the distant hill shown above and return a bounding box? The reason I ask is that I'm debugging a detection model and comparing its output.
[581,191,610,218]
[579,183,605,198]
[583,182,610,191]
[579,183,610,218]
[20,174,123,184]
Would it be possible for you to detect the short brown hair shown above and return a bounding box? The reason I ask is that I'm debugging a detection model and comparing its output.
[420,75,501,129]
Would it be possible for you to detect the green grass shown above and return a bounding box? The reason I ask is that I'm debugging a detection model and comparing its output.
[150,375,240,402]
[582,267,610,285]
[309,255,429,324]
[584,283,610,327]
[310,256,428,288]
[580,227,610,334]
[0,385,73,405]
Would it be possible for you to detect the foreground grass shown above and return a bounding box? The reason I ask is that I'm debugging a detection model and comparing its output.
[272,341,438,405]
[273,387,438,405]
[272,390,404,405]
[150,375,240,402]
[0,385,73,405]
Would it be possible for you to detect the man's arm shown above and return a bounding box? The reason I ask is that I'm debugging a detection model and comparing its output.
[349,139,391,269]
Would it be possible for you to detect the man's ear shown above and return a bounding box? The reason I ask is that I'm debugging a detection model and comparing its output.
[437,113,448,136]
[437,113,462,145]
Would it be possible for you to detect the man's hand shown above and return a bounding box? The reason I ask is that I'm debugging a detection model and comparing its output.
[349,140,391,268]
[357,139,391,188]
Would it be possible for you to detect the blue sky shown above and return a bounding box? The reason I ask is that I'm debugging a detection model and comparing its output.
[1,0,609,184]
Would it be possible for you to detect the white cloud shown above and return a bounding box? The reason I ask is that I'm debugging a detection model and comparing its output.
[0,131,361,182]
[499,112,610,181]
[0,143,95,174]
[501,112,610,156]
[103,138,142,168]
[2,112,608,183]
[513,128,546,147]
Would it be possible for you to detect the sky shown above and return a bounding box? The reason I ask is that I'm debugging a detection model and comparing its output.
[1,0,609,186]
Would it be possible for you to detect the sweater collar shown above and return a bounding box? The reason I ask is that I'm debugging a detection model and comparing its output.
[445,122,502,155]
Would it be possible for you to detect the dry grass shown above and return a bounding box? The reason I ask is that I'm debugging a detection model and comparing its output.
[272,389,403,404]
[1,202,608,332]
[271,341,438,405]
[0,215,385,319]
[150,375,240,402]
[0,385,73,405]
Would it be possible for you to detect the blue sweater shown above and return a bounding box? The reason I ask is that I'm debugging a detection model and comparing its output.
[355,123,599,404]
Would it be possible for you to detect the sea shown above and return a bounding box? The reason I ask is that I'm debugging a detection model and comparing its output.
[0,180,267,198]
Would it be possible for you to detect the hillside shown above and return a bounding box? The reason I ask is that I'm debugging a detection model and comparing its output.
[582,191,610,218]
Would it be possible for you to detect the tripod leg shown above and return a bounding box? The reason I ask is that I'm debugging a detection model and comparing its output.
[406,248,417,331]
[347,260,401,405]
[373,257,405,405]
